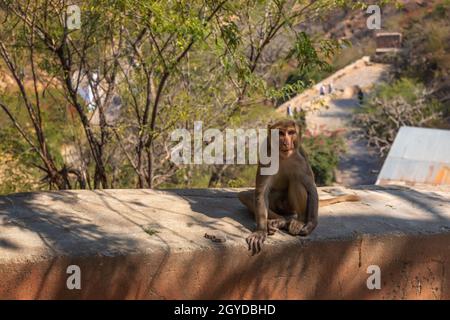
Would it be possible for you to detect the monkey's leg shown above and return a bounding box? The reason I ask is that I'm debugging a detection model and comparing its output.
[238,190,284,218]
[238,190,256,214]
[287,181,308,235]
[267,190,293,234]
[238,190,287,235]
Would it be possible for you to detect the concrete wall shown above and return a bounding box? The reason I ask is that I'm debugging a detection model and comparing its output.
[0,186,449,299]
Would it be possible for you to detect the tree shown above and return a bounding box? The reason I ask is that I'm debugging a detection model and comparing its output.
[0,0,365,191]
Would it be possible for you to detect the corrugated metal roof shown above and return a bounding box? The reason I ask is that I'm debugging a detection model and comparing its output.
[376,126,450,186]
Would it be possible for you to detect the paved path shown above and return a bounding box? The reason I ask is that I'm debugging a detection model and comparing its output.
[306,98,383,185]
[280,57,391,186]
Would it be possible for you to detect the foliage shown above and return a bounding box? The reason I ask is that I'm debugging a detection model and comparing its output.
[353,1,450,159]
[353,79,444,157]
[0,0,363,193]
[372,1,450,111]
[302,130,346,186]
[0,153,40,194]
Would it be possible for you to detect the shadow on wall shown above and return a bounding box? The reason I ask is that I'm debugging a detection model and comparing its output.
[0,190,148,299]
[0,186,448,299]
[144,186,449,299]
[0,191,139,254]
[0,188,254,299]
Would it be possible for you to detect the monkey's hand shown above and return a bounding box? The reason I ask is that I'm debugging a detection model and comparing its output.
[298,221,317,236]
[246,230,267,255]
[287,219,304,236]
[267,219,288,236]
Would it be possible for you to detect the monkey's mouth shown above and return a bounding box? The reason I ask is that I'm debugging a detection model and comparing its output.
[280,146,293,152]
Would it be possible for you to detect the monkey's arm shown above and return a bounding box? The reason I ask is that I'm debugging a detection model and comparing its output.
[299,146,315,177]
[254,167,272,231]
[246,167,271,254]
[254,190,268,231]
[300,176,318,236]
[296,152,318,235]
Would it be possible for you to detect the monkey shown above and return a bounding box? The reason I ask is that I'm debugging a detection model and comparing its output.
[238,119,359,254]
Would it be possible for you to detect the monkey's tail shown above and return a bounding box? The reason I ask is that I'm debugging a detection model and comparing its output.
[319,194,360,208]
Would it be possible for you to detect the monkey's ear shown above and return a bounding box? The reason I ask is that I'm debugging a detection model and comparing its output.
[294,122,302,148]
[267,120,276,130]
[295,122,301,136]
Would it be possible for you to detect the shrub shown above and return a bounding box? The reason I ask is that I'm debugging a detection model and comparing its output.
[353,78,444,157]
[302,129,346,186]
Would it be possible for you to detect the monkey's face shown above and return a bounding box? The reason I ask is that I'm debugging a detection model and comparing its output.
[268,120,301,157]
[277,125,298,154]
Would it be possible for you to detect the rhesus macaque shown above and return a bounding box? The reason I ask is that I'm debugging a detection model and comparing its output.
[238,119,359,254]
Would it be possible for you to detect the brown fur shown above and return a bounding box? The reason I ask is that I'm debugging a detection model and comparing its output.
[239,119,360,254]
